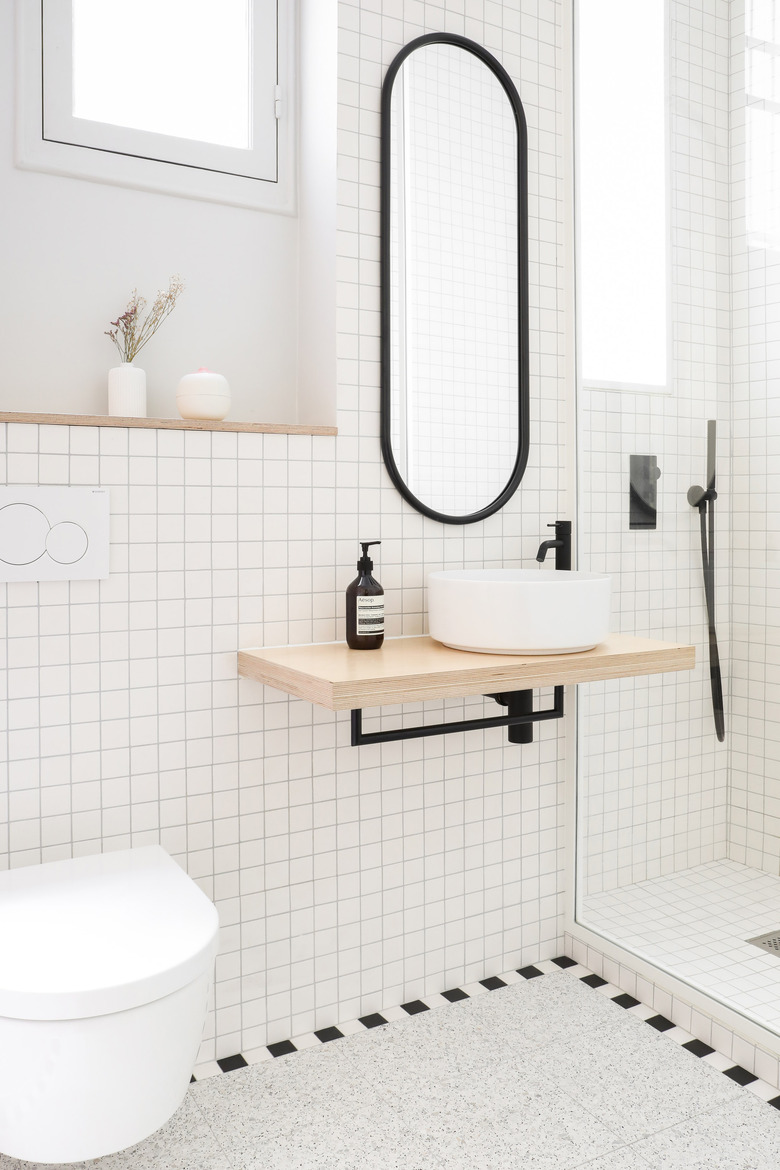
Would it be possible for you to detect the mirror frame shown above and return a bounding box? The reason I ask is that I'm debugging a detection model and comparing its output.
[380,33,530,526]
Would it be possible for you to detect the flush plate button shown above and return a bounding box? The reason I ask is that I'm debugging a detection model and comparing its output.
[0,487,109,581]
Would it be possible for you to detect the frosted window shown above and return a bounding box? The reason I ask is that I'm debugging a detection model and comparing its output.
[747,0,778,44]
[72,0,251,149]
[576,0,669,390]
[746,2,780,252]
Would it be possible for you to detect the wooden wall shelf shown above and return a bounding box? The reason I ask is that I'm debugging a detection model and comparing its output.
[0,412,337,436]
[238,634,695,712]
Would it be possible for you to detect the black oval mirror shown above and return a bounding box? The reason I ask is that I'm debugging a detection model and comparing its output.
[381,33,529,525]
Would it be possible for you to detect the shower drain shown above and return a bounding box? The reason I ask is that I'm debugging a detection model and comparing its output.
[746,931,780,955]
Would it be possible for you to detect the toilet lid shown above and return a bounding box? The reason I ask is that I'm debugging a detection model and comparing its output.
[0,846,219,1021]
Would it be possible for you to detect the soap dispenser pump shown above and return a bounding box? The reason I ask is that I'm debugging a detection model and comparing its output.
[346,541,384,650]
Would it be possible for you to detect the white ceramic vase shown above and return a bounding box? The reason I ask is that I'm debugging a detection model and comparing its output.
[108,363,147,418]
[176,368,230,422]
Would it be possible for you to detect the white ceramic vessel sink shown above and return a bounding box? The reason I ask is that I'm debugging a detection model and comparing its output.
[428,569,612,654]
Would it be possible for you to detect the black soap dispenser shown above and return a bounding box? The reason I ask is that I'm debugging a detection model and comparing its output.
[346,541,384,649]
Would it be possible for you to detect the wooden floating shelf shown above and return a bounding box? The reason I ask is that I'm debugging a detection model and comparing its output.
[0,412,337,437]
[237,634,695,712]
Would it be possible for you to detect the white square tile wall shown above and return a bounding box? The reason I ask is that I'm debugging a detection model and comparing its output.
[0,0,569,1062]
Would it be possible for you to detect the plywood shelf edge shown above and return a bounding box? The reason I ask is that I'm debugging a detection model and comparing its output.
[0,411,337,436]
[237,634,695,712]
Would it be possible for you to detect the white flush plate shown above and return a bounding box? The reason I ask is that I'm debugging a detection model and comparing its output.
[0,487,109,581]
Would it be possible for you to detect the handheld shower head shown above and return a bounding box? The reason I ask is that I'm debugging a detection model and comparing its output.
[688,420,718,510]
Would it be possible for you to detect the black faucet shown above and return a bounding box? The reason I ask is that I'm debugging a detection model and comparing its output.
[489,519,573,745]
[536,520,572,571]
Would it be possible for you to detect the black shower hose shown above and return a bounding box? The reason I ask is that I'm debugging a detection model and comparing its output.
[697,498,725,742]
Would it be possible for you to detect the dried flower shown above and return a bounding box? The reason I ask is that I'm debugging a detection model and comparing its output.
[105,276,184,363]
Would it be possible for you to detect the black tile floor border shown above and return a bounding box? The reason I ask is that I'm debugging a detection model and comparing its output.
[683,1038,716,1058]
[401,999,430,1015]
[441,987,469,1003]
[358,1012,387,1029]
[480,976,507,991]
[646,1014,676,1033]
[314,1026,344,1043]
[197,956,780,1110]
[216,1053,248,1073]
[267,1040,297,1058]
[723,1065,758,1086]
[551,955,577,969]
[580,973,608,989]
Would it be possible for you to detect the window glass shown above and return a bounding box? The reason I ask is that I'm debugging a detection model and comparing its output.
[745,1,780,251]
[576,0,669,390]
[72,0,252,149]
[28,0,286,207]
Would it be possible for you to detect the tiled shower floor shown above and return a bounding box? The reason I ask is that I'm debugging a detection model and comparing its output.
[581,859,780,1034]
[4,966,780,1170]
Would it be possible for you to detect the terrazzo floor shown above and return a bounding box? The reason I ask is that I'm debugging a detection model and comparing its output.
[581,859,780,1034]
[4,967,780,1170]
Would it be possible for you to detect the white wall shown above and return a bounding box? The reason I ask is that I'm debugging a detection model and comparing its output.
[0,0,570,1063]
[0,3,300,423]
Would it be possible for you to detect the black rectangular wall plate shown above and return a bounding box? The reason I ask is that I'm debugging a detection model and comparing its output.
[630,455,660,530]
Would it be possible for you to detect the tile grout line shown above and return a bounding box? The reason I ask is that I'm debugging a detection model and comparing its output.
[191,956,780,1112]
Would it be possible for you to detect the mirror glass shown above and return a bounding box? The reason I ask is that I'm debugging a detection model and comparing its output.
[382,35,528,524]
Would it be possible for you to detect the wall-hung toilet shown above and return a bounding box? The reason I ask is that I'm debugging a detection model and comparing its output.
[0,845,219,1164]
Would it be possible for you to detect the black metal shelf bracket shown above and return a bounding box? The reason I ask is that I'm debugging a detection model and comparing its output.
[350,687,564,747]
